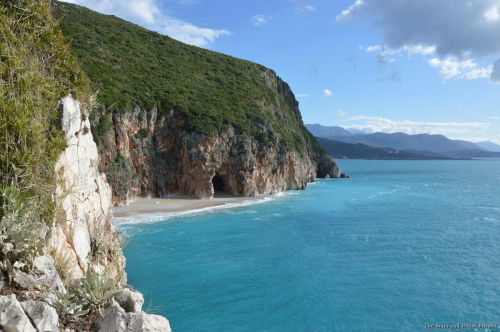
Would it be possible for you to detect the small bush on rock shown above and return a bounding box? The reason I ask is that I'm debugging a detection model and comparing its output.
[52,250,76,281]
[73,267,123,316]
[0,183,46,272]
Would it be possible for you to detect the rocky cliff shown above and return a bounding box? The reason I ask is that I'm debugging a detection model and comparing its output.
[0,2,171,329]
[92,71,341,205]
[1,96,171,332]
[54,1,343,205]
[47,96,116,278]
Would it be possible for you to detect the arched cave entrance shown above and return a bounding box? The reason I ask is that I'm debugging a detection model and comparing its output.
[212,174,226,193]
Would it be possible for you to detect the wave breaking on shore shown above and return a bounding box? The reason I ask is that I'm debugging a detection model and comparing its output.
[113,192,297,226]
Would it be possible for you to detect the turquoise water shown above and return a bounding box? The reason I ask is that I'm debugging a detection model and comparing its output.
[121,160,500,331]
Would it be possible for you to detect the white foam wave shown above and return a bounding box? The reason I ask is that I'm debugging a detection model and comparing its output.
[114,193,291,226]
[477,206,500,212]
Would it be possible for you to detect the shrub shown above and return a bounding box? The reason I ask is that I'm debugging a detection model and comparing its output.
[90,232,125,271]
[0,0,89,270]
[52,250,76,281]
[0,183,46,271]
[72,267,123,316]
[54,290,89,319]
[135,128,149,139]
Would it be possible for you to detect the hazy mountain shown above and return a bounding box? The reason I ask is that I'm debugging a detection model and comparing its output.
[305,124,353,138]
[306,124,488,156]
[316,137,450,160]
[476,141,500,152]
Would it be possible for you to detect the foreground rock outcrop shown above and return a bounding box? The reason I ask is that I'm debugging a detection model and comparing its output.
[0,97,171,332]
[98,288,171,332]
[46,96,116,278]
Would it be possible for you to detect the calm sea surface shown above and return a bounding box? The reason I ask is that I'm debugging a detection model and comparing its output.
[121,160,500,331]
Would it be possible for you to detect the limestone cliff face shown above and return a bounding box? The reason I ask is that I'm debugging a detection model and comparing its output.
[93,71,341,205]
[46,96,116,278]
[0,96,172,332]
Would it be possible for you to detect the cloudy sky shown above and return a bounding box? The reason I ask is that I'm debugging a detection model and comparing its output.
[61,0,500,143]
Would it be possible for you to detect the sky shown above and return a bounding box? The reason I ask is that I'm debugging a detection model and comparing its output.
[61,0,500,143]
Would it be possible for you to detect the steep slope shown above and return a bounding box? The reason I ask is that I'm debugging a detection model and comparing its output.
[53,1,340,204]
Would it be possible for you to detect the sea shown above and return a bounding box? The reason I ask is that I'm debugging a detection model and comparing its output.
[118,160,500,331]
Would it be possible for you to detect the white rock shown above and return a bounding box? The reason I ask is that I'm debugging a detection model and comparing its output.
[12,256,65,293]
[141,313,172,332]
[47,96,114,278]
[97,299,172,332]
[115,288,144,312]
[114,288,144,313]
[125,312,172,332]
[21,300,59,332]
[46,96,171,332]
[0,295,36,332]
[97,300,128,332]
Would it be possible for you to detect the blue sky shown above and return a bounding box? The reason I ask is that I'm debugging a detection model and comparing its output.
[62,0,500,143]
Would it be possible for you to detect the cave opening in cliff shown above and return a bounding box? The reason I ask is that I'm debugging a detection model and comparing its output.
[212,174,226,193]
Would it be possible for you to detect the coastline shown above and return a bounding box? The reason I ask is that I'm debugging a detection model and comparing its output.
[112,194,272,224]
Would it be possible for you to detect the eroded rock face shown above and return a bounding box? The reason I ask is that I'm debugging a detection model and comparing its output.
[21,300,60,332]
[92,72,341,205]
[12,256,65,293]
[114,287,144,313]
[1,96,171,331]
[46,96,116,278]
[0,295,36,332]
[97,298,172,332]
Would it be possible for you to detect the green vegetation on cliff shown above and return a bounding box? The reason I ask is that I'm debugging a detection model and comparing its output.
[0,0,88,266]
[1,3,124,325]
[53,1,320,152]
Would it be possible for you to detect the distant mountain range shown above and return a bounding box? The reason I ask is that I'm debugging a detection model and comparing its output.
[476,141,500,152]
[316,138,450,160]
[306,124,500,159]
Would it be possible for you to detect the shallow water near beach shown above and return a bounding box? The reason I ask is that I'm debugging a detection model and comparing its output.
[121,160,500,331]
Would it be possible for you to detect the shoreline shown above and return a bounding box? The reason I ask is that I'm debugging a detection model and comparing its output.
[112,194,270,223]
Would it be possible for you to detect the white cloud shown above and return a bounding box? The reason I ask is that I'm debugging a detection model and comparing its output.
[404,45,436,56]
[336,0,363,21]
[60,0,230,47]
[336,110,348,119]
[365,44,383,53]
[488,115,500,120]
[345,115,491,136]
[158,19,230,46]
[302,5,316,12]
[427,57,492,80]
[293,0,317,13]
[323,89,333,97]
[366,46,491,81]
[251,14,271,27]
[296,93,311,98]
[484,2,500,22]
[339,0,500,82]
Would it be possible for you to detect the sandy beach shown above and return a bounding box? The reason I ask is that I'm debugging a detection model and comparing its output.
[112,194,264,218]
